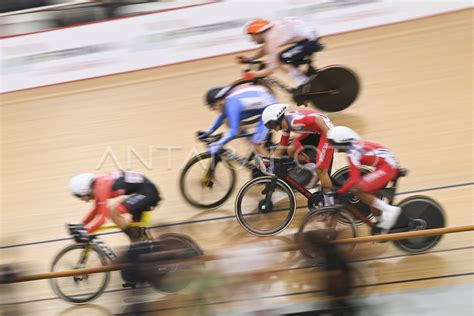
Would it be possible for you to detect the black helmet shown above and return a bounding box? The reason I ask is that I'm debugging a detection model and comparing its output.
[205,86,230,105]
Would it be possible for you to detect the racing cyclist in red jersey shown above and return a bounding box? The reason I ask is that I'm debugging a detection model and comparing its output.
[327,126,402,231]
[262,104,335,206]
[68,170,161,242]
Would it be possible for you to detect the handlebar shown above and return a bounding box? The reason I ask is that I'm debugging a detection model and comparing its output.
[255,155,273,176]
[240,59,264,65]
[199,132,256,146]
[199,133,223,145]
[254,155,294,177]
[239,59,266,71]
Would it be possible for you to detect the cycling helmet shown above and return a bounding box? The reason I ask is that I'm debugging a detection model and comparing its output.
[327,126,361,147]
[205,86,231,105]
[262,103,289,129]
[245,19,273,35]
[69,173,96,197]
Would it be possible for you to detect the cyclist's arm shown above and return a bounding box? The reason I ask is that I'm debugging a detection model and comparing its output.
[213,100,241,148]
[315,116,331,135]
[253,42,280,77]
[82,207,98,225]
[85,202,107,233]
[338,158,361,193]
[245,46,265,61]
[273,129,290,157]
[205,114,225,135]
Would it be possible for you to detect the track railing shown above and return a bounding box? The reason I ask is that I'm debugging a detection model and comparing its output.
[1,225,472,284]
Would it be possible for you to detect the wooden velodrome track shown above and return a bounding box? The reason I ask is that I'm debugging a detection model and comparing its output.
[1,9,473,315]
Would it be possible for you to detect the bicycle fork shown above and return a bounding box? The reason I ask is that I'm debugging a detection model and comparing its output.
[260,176,278,212]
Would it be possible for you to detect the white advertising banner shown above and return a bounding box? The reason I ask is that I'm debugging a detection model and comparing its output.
[0,0,471,93]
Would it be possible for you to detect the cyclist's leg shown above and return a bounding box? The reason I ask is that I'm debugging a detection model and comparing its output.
[116,185,160,241]
[279,42,311,86]
[280,39,324,84]
[353,166,400,228]
[315,134,335,201]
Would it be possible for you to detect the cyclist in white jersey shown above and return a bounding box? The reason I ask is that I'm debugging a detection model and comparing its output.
[239,17,323,90]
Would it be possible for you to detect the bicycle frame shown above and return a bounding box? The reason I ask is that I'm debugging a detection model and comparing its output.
[240,60,339,97]
[70,211,154,264]
[203,132,272,180]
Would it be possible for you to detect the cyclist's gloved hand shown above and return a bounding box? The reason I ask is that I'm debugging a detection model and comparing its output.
[208,144,222,156]
[243,72,256,81]
[236,55,249,64]
[196,130,209,140]
[266,159,275,174]
[72,224,90,243]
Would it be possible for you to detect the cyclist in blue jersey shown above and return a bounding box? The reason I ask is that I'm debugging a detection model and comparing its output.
[198,84,278,156]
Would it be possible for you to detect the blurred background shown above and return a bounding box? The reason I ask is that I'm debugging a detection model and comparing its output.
[1,0,473,315]
[0,0,208,36]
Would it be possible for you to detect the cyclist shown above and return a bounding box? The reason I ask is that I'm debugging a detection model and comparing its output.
[262,103,335,205]
[198,83,278,157]
[326,126,402,231]
[69,170,161,242]
[238,17,323,102]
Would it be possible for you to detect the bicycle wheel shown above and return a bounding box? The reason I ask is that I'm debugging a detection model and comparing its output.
[235,176,296,236]
[296,208,358,260]
[393,196,446,253]
[331,166,376,225]
[50,244,110,304]
[179,152,236,209]
[150,233,204,293]
[307,66,359,112]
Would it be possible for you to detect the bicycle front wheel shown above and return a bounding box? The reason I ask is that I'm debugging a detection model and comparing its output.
[50,244,110,304]
[179,152,236,209]
[235,176,296,236]
[296,208,358,260]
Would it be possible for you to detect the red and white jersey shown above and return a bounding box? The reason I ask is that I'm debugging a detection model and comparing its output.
[338,141,400,193]
[347,141,399,168]
[82,170,148,233]
[263,17,318,68]
[280,109,333,146]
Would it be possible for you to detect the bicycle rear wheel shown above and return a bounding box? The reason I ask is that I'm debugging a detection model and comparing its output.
[150,233,204,293]
[393,196,446,253]
[179,152,236,209]
[235,176,296,236]
[296,208,357,260]
[50,244,110,304]
[307,66,359,112]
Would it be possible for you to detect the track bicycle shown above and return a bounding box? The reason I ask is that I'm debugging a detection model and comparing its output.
[49,212,203,304]
[234,156,374,237]
[179,131,276,210]
[237,59,360,112]
[297,168,446,257]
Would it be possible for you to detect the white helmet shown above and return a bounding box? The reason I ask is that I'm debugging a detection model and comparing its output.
[69,173,96,196]
[262,104,289,128]
[327,126,361,146]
